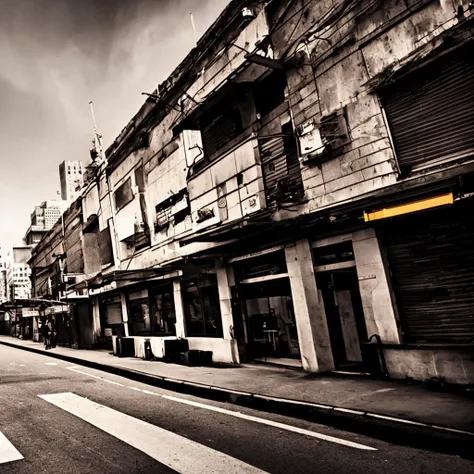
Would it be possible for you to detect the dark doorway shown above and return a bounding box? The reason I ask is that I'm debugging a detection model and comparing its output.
[238,278,300,361]
[318,268,367,370]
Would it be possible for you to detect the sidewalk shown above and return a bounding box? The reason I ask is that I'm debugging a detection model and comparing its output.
[1,335,473,458]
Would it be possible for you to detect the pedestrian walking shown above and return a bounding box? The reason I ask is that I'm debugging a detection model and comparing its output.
[43,320,56,350]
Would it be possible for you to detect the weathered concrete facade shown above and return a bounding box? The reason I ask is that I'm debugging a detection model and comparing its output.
[29,0,474,383]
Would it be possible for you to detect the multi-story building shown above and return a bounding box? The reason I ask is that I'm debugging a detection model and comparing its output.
[6,246,33,300]
[0,270,7,303]
[29,0,474,385]
[25,197,70,245]
[59,160,85,201]
[0,247,6,303]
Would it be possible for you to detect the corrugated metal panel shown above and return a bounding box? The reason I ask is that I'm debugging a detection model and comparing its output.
[260,137,288,192]
[282,122,303,190]
[381,200,474,344]
[201,110,242,158]
[381,45,474,171]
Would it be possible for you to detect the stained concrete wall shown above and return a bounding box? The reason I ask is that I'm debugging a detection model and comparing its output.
[384,348,474,385]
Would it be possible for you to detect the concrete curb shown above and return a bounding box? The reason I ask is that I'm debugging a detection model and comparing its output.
[2,340,473,459]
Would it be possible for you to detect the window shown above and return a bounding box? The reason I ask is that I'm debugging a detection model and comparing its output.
[114,177,134,212]
[98,225,114,266]
[253,72,287,118]
[134,166,145,193]
[200,107,243,160]
[150,285,176,335]
[129,297,151,336]
[182,275,223,337]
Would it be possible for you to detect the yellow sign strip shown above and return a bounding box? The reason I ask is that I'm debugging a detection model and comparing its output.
[363,192,454,222]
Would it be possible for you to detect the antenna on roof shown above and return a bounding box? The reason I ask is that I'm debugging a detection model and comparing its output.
[89,101,106,166]
[190,12,197,47]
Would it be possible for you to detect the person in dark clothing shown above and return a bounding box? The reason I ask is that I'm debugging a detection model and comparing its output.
[43,320,56,350]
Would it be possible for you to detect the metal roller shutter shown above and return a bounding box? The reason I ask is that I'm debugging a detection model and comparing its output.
[381,44,474,172]
[380,199,474,344]
[260,137,288,192]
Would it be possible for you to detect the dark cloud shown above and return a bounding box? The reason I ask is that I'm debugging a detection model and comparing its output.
[0,0,229,248]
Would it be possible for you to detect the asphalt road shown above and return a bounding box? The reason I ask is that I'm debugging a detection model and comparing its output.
[0,345,473,474]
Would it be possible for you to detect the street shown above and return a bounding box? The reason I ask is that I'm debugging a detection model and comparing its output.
[0,345,471,474]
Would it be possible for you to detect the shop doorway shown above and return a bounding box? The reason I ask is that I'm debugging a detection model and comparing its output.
[238,278,300,363]
[313,241,367,371]
[317,268,367,370]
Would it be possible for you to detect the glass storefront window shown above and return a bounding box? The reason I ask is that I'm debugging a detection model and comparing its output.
[129,298,151,336]
[150,285,176,335]
[182,275,222,337]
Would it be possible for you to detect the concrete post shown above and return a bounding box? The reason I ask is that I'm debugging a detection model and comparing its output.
[285,239,335,372]
[173,279,186,339]
[216,266,240,364]
[120,293,130,337]
[352,228,401,344]
[91,296,101,343]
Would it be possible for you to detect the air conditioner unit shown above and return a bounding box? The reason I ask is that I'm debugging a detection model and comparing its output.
[242,7,256,20]
[64,275,77,285]
[196,207,215,223]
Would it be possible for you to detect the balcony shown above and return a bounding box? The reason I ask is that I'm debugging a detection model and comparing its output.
[187,137,266,233]
[179,8,273,120]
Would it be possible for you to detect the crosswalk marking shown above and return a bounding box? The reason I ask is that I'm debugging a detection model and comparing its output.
[0,431,23,465]
[65,366,376,451]
[39,392,267,474]
[162,395,377,451]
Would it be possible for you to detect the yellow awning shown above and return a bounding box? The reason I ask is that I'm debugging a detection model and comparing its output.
[364,192,454,222]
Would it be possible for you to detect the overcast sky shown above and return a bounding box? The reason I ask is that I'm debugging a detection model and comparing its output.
[0,0,229,250]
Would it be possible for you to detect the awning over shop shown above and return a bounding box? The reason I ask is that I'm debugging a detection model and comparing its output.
[0,298,69,317]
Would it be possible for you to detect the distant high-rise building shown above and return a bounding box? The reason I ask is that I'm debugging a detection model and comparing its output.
[6,246,33,300]
[0,270,7,302]
[24,197,70,245]
[0,247,6,302]
[59,160,85,201]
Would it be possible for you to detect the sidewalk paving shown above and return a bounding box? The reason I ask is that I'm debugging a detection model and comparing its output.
[1,335,473,434]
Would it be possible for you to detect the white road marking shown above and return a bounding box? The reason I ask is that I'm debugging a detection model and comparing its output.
[162,395,377,451]
[38,392,267,474]
[45,362,57,366]
[59,367,376,450]
[0,431,23,465]
[66,367,124,386]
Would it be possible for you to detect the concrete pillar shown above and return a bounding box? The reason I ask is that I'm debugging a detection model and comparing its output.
[352,228,401,344]
[173,280,186,339]
[216,266,240,364]
[285,239,334,372]
[91,296,101,343]
[120,293,130,337]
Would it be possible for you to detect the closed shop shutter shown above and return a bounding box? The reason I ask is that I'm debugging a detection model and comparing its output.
[380,199,474,343]
[381,44,474,172]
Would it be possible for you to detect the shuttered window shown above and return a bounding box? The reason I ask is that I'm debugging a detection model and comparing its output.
[114,178,133,212]
[380,44,474,173]
[201,108,243,159]
[381,199,474,344]
[261,122,303,201]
